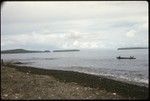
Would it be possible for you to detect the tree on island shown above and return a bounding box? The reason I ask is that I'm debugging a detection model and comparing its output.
[44,50,50,52]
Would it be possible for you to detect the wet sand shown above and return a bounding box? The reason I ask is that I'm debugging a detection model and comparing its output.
[1,62,149,100]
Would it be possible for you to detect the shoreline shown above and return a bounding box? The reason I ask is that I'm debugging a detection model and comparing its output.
[1,62,149,99]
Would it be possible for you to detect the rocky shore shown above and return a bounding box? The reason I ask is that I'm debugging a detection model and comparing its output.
[1,62,148,100]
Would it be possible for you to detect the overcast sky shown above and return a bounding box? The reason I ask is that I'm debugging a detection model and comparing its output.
[1,1,148,50]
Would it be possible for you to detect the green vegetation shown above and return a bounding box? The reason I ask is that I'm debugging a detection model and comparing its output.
[1,49,80,54]
[117,47,148,50]
[1,49,44,54]
[53,49,80,52]
[44,50,51,52]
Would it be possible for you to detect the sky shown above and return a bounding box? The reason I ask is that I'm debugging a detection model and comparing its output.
[1,1,148,50]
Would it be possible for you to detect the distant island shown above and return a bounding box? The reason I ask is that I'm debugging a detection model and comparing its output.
[53,49,80,52]
[117,47,148,50]
[44,50,51,52]
[1,49,50,54]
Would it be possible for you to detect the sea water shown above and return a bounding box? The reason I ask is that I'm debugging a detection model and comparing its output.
[1,49,149,87]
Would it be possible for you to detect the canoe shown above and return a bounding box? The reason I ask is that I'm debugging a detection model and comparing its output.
[116,56,136,59]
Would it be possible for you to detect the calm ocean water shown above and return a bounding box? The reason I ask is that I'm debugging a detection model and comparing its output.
[1,49,149,87]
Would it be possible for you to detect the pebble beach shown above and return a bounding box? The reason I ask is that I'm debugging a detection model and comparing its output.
[1,62,148,100]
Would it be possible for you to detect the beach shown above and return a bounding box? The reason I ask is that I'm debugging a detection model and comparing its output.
[1,62,148,100]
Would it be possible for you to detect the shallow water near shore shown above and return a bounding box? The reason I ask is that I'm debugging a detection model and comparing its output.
[1,49,149,87]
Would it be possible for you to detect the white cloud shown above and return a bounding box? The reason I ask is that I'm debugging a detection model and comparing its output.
[1,30,108,49]
[2,1,148,24]
[1,1,148,50]
[126,30,136,38]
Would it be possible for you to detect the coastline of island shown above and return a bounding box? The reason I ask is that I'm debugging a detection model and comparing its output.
[53,49,80,52]
[1,49,80,54]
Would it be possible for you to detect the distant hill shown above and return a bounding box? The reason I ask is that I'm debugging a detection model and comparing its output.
[1,49,44,54]
[53,49,80,52]
[117,47,148,50]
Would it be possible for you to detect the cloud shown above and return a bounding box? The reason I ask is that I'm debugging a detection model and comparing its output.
[126,30,136,38]
[1,30,108,50]
[1,1,148,50]
[2,1,148,24]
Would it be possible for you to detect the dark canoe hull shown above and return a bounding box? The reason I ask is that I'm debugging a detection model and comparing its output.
[116,57,136,59]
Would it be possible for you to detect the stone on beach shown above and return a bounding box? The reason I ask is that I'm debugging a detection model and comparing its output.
[113,93,116,96]
[1,62,149,99]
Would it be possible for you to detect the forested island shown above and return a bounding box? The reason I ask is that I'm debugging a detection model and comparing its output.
[53,49,80,52]
[117,47,148,50]
[1,49,80,54]
[1,49,50,54]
